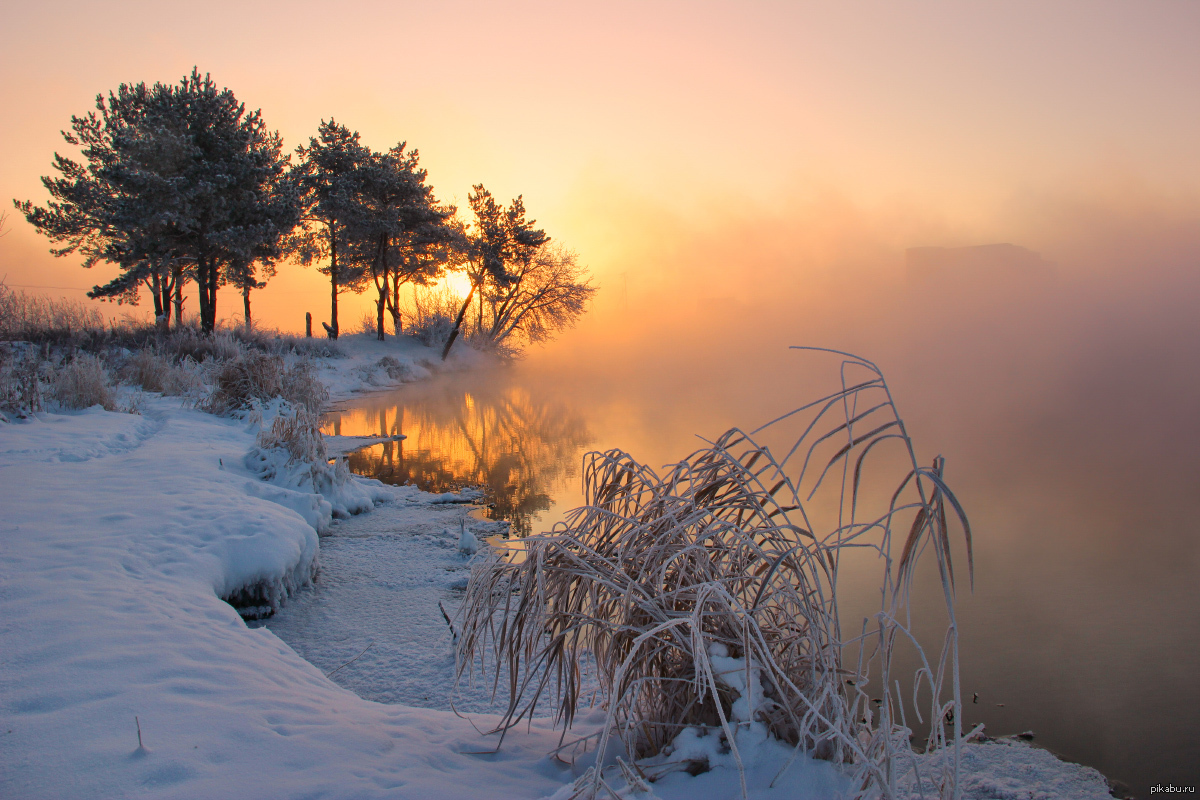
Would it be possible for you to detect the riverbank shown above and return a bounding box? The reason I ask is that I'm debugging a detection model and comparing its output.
[0,336,1120,799]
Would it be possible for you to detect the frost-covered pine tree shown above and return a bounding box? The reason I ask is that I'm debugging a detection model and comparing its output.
[288,120,373,339]
[17,68,298,334]
[343,143,461,340]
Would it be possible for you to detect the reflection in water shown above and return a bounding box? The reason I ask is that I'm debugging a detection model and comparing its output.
[323,369,593,537]
[318,216,1200,791]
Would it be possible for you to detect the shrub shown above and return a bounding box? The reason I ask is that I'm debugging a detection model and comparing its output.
[204,351,329,415]
[0,343,44,416]
[123,349,206,399]
[354,312,378,336]
[162,327,243,363]
[202,351,284,414]
[281,336,343,359]
[280,359,329,412]
[375,355,414,381]
[227,324,343,359]
[405,286,461,348]
[124,349,172,394]
[408,311,456,348]
[52,352,116,410]
[256,406,327,464]
[456,351,973,798]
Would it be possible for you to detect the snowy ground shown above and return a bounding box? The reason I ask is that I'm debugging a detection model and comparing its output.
[312,331,491,404]
[0,335,1120,799]
[259,499,534,712]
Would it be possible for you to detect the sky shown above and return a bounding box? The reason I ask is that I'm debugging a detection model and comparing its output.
[1,0,1198,333]
[3,4,1199,787]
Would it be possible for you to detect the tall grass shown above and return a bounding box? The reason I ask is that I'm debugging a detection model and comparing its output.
[256,406,327,464]
[404,285,461,348]
[0,282,106,342]
[0,282,341,421]
[455,349,972,799]
[52,353,116,410]
[0,343,46,415]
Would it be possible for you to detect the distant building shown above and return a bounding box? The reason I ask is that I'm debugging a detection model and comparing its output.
[905,243,1051,284]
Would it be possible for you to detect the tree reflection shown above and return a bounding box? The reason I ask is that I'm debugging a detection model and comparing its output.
[326,370,592,536]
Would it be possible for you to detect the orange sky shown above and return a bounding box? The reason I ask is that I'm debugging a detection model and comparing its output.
[1,1,1198,332]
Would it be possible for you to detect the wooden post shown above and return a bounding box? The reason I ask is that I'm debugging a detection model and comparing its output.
[305,312,312,338]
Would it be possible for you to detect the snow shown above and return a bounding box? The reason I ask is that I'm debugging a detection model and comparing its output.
[0,336,1121,799]
[457,523,481,555]
[312,332,486,401]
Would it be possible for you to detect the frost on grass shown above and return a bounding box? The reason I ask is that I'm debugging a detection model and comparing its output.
[204,350,329,415]
[0,342,45,417]
[52,352,116,411]
[457,350,974,799]
[122,349,206,399]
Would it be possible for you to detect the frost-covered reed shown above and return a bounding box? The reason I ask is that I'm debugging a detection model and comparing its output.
[456,349,972,799]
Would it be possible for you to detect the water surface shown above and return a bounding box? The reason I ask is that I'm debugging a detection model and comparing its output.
[322,262,1200,794]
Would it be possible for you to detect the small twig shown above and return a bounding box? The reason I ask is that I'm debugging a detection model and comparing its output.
[135,716,144,749]
[326,641,375,678]
[439,601,458,642]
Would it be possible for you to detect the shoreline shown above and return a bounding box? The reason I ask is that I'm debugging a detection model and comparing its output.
[0,337,1121,799]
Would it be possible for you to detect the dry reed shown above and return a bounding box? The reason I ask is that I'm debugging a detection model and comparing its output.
[455,349,972,799]
[256,406,327,464]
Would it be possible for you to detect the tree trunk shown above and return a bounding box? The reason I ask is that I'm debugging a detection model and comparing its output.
[306,312,312,338]
[385,269,403,335]
[160,270,174,331]
[243,284,252,333]
[391,278,405,335]
[441,282,477,361]
[328,239,339,339]
[207,262,218,333]
[329,271,339,339]
[375,289,387,341]
[373,244,388,342]
[172,265,185,330]
[149,271,168,332]
[197,253,212,334]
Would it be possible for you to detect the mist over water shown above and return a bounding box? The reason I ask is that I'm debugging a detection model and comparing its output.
[547,192,1200,790]
[334,191,1200,791]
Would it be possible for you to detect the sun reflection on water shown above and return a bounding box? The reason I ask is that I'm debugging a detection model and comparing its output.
[322,369,593,537]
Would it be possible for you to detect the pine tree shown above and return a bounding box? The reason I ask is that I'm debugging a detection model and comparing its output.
[345,143,461,340]
[16,69,297,334]
[16,80,183,327]
[288,120,372,339]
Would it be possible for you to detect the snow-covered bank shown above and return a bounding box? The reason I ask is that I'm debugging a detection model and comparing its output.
[0,396,578,799]
[0,336,1120,799]
[312,331,490,405]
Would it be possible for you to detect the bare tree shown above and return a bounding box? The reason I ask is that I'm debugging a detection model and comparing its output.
[475,244,595,350]
[441,186,547,360]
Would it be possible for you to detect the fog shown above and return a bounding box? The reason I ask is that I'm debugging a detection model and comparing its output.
[506,184,1200,788]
